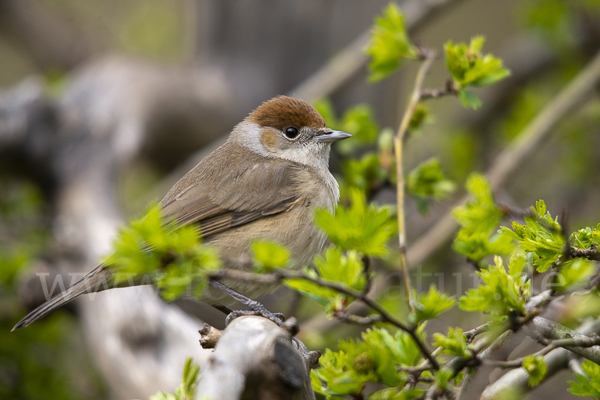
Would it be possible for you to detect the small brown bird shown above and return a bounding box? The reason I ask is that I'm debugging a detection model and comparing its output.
[13,95,351,330]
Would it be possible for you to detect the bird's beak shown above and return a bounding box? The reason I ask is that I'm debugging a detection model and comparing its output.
[314,130,352,143]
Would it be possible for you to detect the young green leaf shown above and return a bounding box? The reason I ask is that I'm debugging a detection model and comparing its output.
[568,360,600,398]
[104,205,221,302]
[315,189,397,256]
[434,368,455,390]
[452,173,513,262]
[252,240,290,272]
[284,247,367,308]
[406,158,456,214]
[444,36,510,109]
[459,255,531,317]
[522,355,547,387]
[433,328,470,358]
[311,327,424,396]
[412,284,455,323]
[571,224,600,250]
[342,152,387,193]
[499,200,563,273]
[366,3,418,82]
[408,102,433,135]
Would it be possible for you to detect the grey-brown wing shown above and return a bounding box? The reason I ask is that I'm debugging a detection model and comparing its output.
[160,142,303,237]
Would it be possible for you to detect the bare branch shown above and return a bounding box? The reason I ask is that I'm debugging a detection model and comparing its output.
[480,318,600,399]
[394,49,437,314]
[196,316,315,400]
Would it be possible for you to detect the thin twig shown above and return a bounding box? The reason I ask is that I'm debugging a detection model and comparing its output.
[420,79,458,100]
[464,322,492,344]
[361,255,373,296]
[332,311,383,325]
[394,49,437,313]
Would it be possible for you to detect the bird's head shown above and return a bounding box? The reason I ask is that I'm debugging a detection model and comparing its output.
[231,96,351,169]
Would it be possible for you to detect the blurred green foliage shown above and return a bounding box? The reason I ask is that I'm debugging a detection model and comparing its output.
[104,205,221,302]
[406,157,456,214]
[0,178,106,400]
[444,36,511,109]
[452,174,513,263]
[311,327,425,398]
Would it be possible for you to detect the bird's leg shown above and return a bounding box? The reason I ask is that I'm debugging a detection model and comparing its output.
[209,279,285,326]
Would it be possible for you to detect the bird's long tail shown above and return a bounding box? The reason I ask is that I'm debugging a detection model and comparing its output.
[12,266,113,331]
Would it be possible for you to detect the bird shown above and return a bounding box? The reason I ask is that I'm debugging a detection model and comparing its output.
[12,95,351,331]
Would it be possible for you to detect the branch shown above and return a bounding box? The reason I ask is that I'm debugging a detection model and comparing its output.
[480,318,600,399]
[524,316,600,364]
[394,49,437,313]
[196,316,315,400]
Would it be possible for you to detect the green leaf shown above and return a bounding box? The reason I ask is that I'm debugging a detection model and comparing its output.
[555,258,595,292]
[522,355,547,387]
[571,224,600,250]
[311,327,425,396]
[408,102,433,135]
[366,3,418,82]
[459,255,531,317]
[104,204,222,302]
[252,240,290,272]
[452,173,512,261]
[412,284,455,323]
[342,152,387,193]
[315,189,397,256]
[434,368,455,390]
[444,36,510,109]
[500,200,563,273]
[568,360,600,398]
[284,247,367,308]
[457,89,483,110]
[433,328,470,358]
[406,158,456,214]
[337,104,380,154]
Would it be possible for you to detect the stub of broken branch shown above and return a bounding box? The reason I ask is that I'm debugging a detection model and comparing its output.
[198,323,222,349]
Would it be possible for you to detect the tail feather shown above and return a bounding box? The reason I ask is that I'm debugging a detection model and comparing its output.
[12,266,113,331]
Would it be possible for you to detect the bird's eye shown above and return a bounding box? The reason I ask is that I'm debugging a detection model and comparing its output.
[284,127,299,140]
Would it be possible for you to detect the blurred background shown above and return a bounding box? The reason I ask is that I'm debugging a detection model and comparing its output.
[1,0,600,399]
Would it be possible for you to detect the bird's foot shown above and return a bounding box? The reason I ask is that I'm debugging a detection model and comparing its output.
[209,279,286,326]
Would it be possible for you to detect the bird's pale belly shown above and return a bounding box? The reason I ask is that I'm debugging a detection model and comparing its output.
[200,205,326,306]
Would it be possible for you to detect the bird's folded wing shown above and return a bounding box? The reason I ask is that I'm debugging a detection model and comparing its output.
[160,143,303,238]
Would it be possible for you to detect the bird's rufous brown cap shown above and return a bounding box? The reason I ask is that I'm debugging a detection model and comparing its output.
[247,96,327,131]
